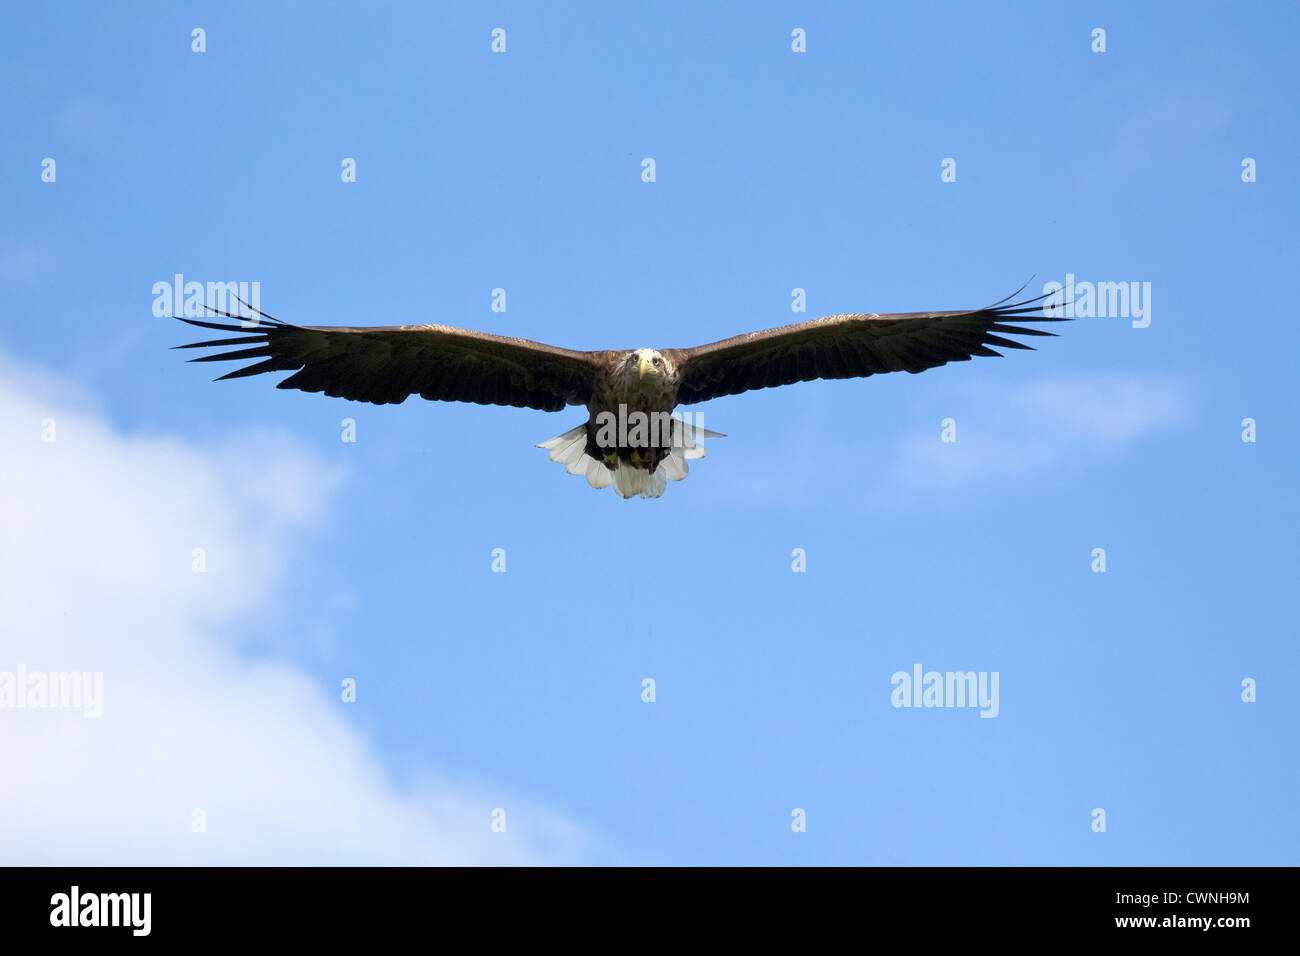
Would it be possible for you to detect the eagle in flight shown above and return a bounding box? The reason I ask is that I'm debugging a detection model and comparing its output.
[177,289,1064,498]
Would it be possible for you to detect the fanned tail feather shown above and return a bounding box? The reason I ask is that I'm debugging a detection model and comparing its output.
[535,417,723,498]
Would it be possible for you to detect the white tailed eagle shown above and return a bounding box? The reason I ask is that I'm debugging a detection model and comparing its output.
[177,289,1064,498]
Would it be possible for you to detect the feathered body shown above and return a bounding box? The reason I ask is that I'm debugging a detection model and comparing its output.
[538,348,719,498]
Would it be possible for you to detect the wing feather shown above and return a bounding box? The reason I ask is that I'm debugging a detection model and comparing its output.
[176,307,600,411]
[667,291,1066,405]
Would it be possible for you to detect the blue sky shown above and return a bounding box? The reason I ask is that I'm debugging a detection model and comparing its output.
[2,1,1297,864]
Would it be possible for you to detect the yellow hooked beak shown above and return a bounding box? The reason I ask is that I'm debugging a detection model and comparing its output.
[638,354,657,379]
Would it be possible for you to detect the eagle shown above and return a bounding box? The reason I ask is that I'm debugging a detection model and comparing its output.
[176,289,1064,498]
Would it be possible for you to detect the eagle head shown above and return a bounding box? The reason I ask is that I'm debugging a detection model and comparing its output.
[618,348,678,390]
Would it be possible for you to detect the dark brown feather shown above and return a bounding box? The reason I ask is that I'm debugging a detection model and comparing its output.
[177,309,601,411]
[177,289,1065,413]
[664,293,1066,405]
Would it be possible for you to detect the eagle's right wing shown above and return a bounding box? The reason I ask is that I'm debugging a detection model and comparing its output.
[176,307,601,411]
[667,290,1067,405]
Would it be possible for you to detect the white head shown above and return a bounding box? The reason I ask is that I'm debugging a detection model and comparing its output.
[620,348,674,383]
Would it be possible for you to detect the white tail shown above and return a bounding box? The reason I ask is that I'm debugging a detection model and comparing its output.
[535,418,724,498]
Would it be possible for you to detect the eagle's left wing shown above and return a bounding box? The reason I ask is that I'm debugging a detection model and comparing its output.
[175,306,600,411]
[666,291,1066,406]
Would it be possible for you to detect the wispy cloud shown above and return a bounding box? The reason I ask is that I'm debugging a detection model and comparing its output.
[0,352,605,864]
[0,240,50,285]
[1075,77,1232,184]
[879,374,1189,497]
[57,98,118,144]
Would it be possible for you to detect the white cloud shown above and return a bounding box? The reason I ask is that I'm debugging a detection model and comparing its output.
[880,374,1188,496]
[0,352,600,864]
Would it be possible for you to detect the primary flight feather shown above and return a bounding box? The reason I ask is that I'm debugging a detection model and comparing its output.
[176,289,1065,498]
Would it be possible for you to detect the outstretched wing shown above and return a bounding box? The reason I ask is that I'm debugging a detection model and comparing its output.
[176,306,600,410]
[666,291,1067,406]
